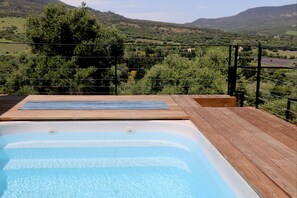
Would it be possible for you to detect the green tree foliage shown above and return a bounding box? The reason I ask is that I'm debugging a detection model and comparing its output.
[3,3,124,94]
[261,99,296,123]
[26,4,124,59]
[124,46,167,79]
[237,68,296,123]
[120,54,227,95]
[0,56,18,93]
[3,54,96,94]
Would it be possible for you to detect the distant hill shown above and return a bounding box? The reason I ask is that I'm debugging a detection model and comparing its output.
[186,4,297,36]
[0,0,65,17]
[0,0,245,45]
[0,0,296,47]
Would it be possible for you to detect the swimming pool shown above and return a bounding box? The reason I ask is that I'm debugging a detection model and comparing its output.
[19,100,169,110]
[0,121,259,197]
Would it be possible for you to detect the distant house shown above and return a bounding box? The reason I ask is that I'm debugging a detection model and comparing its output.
[187,48,195,53]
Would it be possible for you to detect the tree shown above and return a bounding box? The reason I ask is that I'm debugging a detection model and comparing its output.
[4,54,96,94]
[23,3,124,94]
[119,54,227,95]
[238,45,256,79]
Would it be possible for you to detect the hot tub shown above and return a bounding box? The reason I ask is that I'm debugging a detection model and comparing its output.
[0,121,259,197]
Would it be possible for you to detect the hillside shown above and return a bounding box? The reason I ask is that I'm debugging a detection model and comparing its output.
[0,0,296,47]
[0,0,246,45]
[186,4,297,36]
[0,0,64,17]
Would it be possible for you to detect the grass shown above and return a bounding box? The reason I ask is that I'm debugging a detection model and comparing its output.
[0,38,29,55]
[286,31,297,36]
[266,49,297,58]
[0,17,26,33]
[261,57,297,67]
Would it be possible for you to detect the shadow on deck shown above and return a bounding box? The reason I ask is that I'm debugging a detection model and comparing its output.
[0,95,27,116]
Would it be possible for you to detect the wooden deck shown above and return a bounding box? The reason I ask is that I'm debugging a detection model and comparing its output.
[171,95,297,198]
[0,94,296,197]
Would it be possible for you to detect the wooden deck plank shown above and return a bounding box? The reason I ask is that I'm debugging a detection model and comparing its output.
[0,95,27,115]
[233,107,297,140]
[207,108,297,197]
[218,108,297,165]
[177,95,296,197]
[171,95,290,198]
[199,110,296,197]
[229,107,297,152]
[193,97,236,107]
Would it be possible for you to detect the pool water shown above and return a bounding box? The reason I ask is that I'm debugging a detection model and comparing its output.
[19,100,169,110]
[0,131,236,198]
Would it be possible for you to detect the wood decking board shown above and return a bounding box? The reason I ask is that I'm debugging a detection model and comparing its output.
[193,97,236,107]
[216,108,297,166]
[1,94,296,197]
[171,95,290,197]
[0,95,27,115]
[192,103,296,198]
[207,107,296,197]
[201,101,296,197]
[233,107,297,141]
[229,107,297,152]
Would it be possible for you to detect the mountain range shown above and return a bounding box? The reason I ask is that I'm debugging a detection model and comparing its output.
[0,0,296,46]
[186,4,297,36]
[0,0,63,17]
[1,0,296,36]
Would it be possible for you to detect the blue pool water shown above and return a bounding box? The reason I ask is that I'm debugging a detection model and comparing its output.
[19,100,169,110]
[0,131,236,198]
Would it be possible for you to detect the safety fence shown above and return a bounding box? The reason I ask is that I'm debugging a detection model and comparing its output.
[0,42,296,123]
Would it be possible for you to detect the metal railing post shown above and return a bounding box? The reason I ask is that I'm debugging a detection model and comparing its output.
[255,44,262,109]
[234,90,245,107]
[285,99,291,121]
[114,56,118,96]
[230,45,239,96]
[227,45,232,95]
[286,98,297,122]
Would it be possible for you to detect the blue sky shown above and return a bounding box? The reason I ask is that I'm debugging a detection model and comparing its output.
[61,0,297,23]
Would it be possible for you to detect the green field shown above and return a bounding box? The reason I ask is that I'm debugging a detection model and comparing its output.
[0,16,28,55]
[266,49,297,58]
[286,31,297,36]
[0,38,29,55]
[0,17,26,33]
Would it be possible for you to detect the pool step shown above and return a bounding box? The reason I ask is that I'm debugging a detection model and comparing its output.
[2,167,195,198]
[1,152,202,197]
[0,146,233,198]
[2,146,194,160]
[2,147,199,171]
[4,156,190,170]
[1,190,160,198]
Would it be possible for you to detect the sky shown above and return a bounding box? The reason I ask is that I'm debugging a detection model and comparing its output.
[60,0,297,23]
